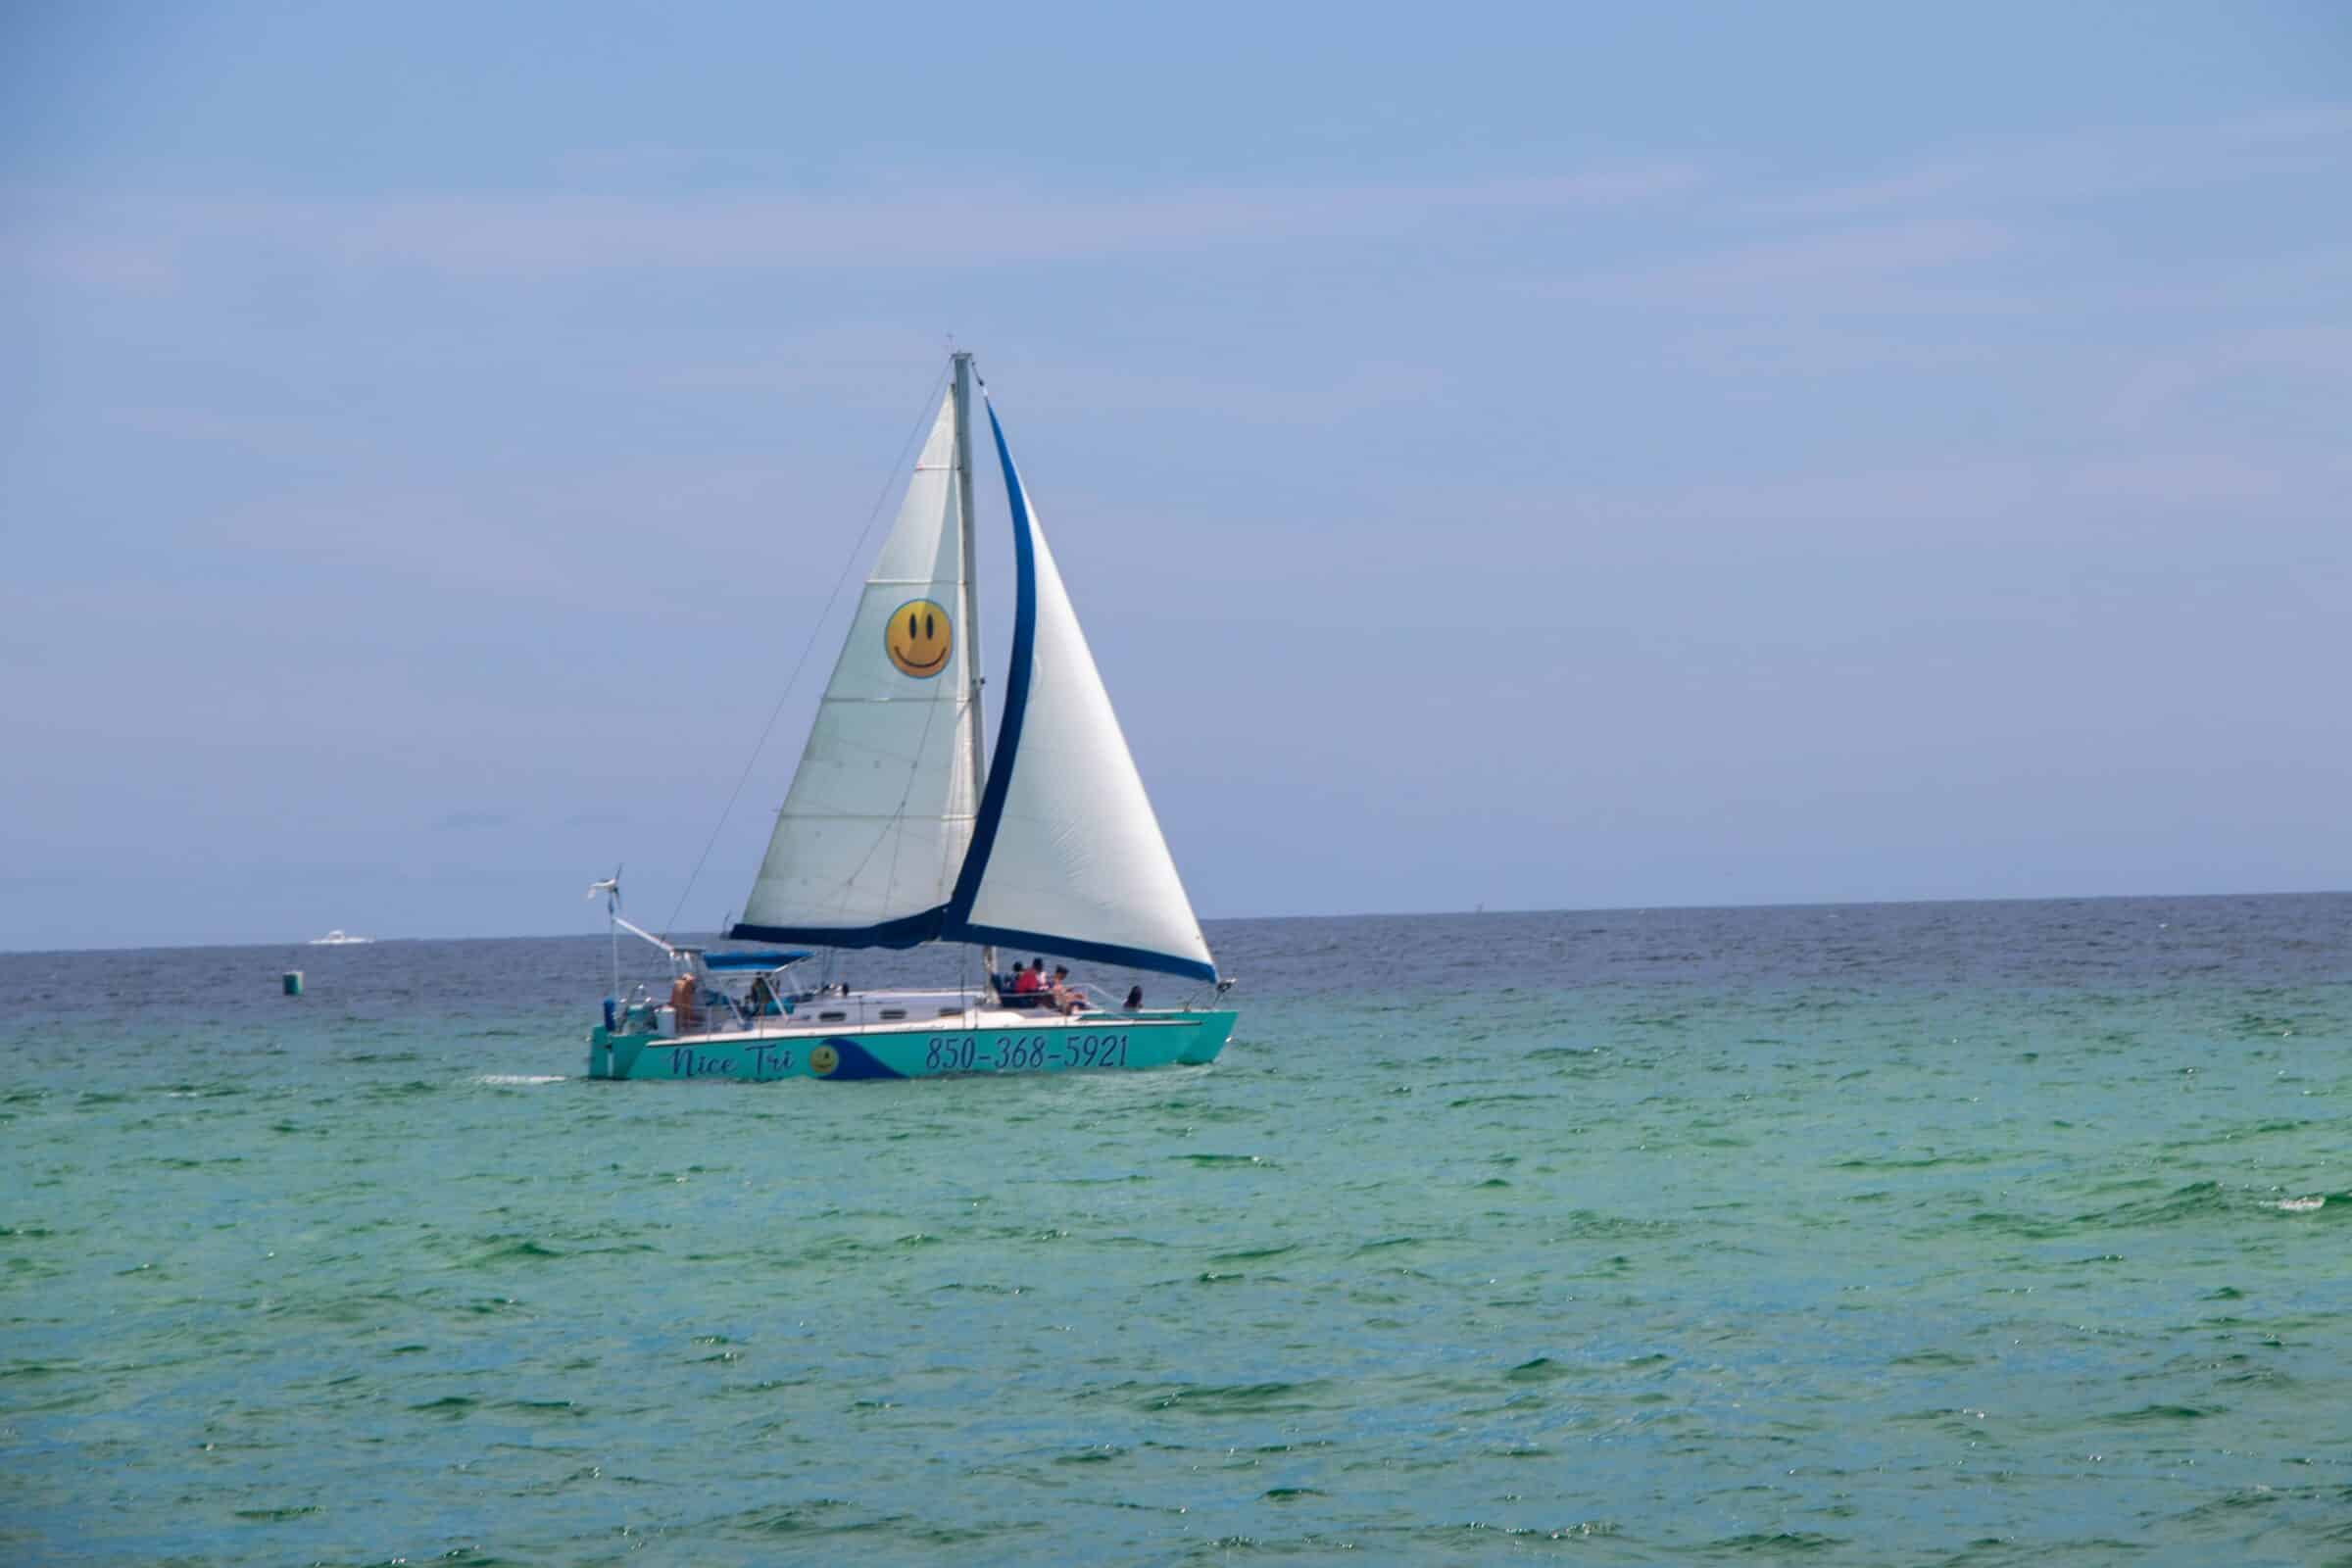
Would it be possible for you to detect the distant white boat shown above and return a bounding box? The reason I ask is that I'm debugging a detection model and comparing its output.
[308,930,374,946]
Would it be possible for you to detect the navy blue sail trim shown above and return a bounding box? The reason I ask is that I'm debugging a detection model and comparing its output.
[730,906,945,949]
[955,923,1219,984]
[940,395,1038,928]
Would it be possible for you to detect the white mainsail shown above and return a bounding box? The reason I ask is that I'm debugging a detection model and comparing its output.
[736,392,977,935]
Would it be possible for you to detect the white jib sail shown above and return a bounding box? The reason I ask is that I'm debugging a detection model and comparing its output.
[738,392,976,933]
[963,479,1214,974]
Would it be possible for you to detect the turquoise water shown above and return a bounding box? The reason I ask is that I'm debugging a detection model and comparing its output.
[3,896,2347,1565]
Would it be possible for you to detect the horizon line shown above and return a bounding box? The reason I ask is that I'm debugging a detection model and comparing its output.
[2,885,2342,957]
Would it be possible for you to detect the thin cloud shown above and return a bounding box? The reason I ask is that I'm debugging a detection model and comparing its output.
[2101,321,2352,433]
[366,165,1694,272]
[1537,217,2020,311]
[9,162,1704,282]
[1754,104,2352,219]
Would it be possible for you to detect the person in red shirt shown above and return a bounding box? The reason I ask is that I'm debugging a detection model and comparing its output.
[1011,958,1044,997]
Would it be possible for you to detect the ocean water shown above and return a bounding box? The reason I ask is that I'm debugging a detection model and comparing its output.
[2,895,2347,1566]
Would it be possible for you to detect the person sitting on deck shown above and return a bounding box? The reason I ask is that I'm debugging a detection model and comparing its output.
[1123,985,1143,1011]
[1011,959,1044,998]
[747,974,784,1016]
[1052,964,1086,1014]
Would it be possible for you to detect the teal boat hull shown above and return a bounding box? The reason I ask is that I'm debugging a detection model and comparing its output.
[587,1009,1235,1083]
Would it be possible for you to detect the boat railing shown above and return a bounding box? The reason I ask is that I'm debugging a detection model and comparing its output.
[763,988,984,1031]
[992,980,1139,1015]
[621,975,1212,1039]
[643,984,991,1040]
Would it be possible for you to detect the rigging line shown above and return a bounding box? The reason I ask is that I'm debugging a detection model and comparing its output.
[661,360,955,939]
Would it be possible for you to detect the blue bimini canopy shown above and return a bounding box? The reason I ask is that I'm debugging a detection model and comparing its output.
[702,951,811,971]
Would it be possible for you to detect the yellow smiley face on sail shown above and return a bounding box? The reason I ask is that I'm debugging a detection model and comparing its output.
[885,599,953,679]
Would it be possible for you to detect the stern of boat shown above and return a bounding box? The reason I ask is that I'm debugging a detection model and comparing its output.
[586,1024,656,1080]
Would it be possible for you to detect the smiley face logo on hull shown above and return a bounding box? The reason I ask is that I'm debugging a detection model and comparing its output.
[885,599,952,679]
[808,1044,840,1076]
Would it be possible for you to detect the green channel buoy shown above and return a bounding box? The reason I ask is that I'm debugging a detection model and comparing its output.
[282,970,304,997]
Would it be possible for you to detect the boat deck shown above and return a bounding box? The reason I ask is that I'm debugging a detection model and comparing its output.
[664,989,1200,1046]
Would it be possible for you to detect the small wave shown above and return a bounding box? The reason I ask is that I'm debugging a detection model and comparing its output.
[2271,1195,2326,1213]
[2100,1402,2214,1423]
[1834,1152,1992,1171]
[2074,1180,2231,1229]
[2172,1486,2301,1524]
[1961,1210,2068,1240]
[366,1079,442,1099]
[1207,1244,1298,1263]
[1350,1235,1421,1253]
[1138,1379,1332,1414]
[1054,1446,1127,1464]
[1705,1531,1846,1554]
[740,1499,900,1537]
[477,1073,567,1086]
[475,1240,566,1263]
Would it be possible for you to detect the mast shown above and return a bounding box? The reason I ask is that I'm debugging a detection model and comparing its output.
[951,351,997,990]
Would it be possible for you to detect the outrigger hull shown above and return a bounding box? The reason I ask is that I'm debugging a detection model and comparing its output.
[587,1009,1235,1083]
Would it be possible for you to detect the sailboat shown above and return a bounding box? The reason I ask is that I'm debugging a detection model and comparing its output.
[587,354,1236,1082]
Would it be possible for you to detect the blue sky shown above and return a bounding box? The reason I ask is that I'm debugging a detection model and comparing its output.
[4,3,2347,950]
